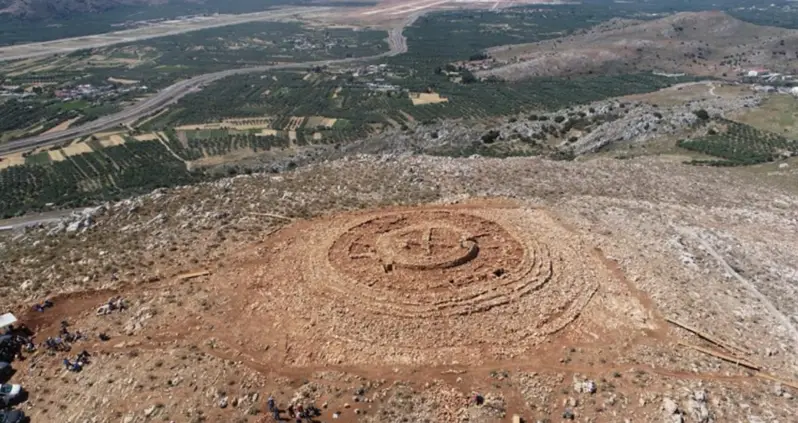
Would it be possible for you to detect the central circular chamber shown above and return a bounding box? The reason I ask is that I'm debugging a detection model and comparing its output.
[328,211,529,302]
[374,223,479,271]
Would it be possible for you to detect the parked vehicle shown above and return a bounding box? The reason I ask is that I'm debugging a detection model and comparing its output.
[0,409,25,423]
[0,363,11,382]
[0,384,21,405]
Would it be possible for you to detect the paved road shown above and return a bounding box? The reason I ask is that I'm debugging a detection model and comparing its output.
[0,17,415,157]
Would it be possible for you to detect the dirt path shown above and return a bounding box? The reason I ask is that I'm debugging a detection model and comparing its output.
[675,226,798,350]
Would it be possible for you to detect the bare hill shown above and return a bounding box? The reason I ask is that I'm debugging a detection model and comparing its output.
[3,154,798,422]
[478,11,798,80]
[0,0,163,19]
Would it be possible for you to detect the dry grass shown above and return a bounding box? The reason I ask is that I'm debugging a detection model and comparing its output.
[43,117,81,134]
[133,133,160,141]
[48,150,67,162]
[0,153,25,169]
[99,135,126,147]
[410,92,448,105]
[256,129,278,137]
[730,94,798,139]
[107,77,139,85]
[306,116,337,128]
[62,142,94,156]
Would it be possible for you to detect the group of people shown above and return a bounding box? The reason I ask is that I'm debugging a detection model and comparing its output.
[62,350,90,372]
[96,297,126,316]
[267,396,321,422]
[42,321,85,353]
[31,300,54,313]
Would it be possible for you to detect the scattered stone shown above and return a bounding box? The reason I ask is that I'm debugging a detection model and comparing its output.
[662,397,684,423]
[688,390,711,423]
[143,405,157,417]
[563,408,575,420]
[343,403,350,409]
[219,397,228,409]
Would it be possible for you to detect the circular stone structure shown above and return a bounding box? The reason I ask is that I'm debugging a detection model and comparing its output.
[245,203,613,365]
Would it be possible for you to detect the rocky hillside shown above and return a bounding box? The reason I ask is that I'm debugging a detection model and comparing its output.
[478,11,798,80]
[0,0,165,19]
[2,153,798,422]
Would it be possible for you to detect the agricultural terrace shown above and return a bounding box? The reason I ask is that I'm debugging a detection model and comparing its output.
[153,67,694,131]
[0,21,388,139]
[0,138,203,218]
[0,116,349,217]
[678,118,798,166]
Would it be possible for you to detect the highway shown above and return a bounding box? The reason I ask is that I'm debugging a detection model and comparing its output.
[0,19,413,156]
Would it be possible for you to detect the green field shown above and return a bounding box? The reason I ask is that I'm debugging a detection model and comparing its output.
[0,141,203,218]
[678,118,798,166]
[24,151,52,165]
[731,95,798,140]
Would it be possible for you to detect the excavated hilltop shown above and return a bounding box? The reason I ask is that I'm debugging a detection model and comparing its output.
[1,154,798,422]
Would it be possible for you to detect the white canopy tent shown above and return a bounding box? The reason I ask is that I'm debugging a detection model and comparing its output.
[0,313,17,330]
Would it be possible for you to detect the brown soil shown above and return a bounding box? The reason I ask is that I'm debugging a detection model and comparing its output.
[10,200,772,422]
[6,154,798,422]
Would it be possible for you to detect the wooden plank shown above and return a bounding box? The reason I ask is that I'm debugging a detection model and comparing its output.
[248,212,293,221]
[755,373,798,390]
[678,341,760,371]
[667,317,752,356]
[176,270,210,280]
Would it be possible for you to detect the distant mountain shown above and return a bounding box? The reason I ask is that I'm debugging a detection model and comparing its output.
[0,0,159,19]
[0,0,314,20]
[478,11,798,80]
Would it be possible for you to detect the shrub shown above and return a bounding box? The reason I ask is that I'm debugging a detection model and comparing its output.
[693,109,710,120]
[481,130,500,144]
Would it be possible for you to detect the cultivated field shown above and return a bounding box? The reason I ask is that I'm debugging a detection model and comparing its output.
[0,7,334,62]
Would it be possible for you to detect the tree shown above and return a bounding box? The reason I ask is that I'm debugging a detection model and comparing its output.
[481,130,500,144]
[693,109,710,120]
[461,70,478,84]
[469,52,488,61]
